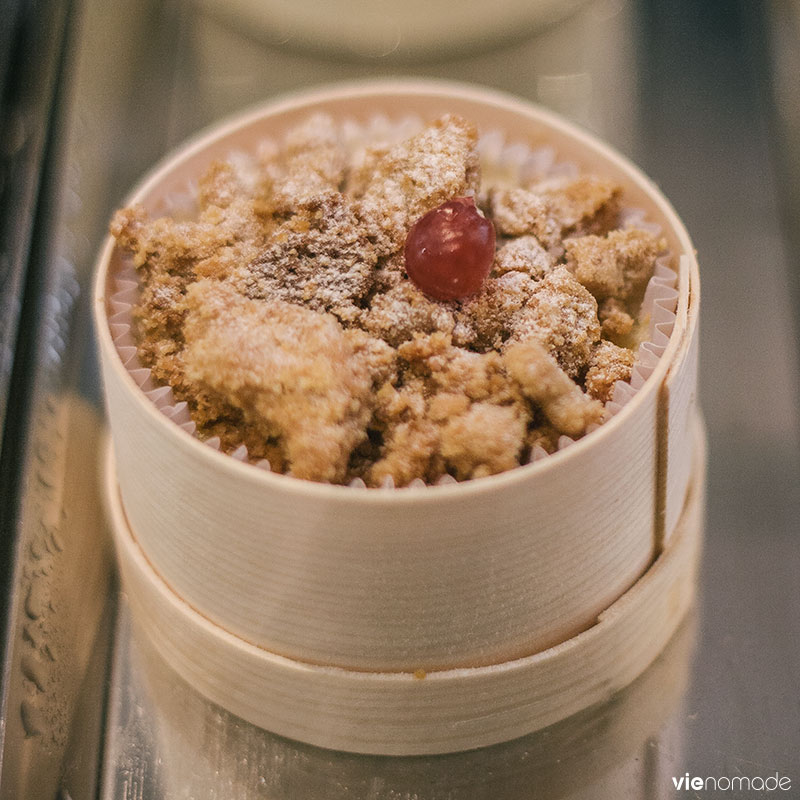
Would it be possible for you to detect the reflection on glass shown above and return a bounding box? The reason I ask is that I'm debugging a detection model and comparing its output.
[171,0,637,154]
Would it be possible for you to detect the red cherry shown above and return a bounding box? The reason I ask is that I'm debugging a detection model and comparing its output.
[404,196,496,302]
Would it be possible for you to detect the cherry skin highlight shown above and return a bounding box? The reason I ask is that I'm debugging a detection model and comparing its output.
[404,196,496,302]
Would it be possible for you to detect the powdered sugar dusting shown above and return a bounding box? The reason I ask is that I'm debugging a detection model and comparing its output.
[106,113,679,487]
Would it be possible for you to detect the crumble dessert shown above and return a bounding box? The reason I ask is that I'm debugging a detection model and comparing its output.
[110,114,665,486]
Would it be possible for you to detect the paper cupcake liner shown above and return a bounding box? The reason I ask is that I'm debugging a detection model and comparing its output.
[108,118,678,486]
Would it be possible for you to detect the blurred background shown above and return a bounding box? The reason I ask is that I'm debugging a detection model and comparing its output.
[0,0,798,797]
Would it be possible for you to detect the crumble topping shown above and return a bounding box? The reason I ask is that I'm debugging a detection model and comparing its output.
[585,340,636,403]
[355,114,480,257]
[504,339,604,438]
[564,227,660,303]
[236,191,376,323]
[110,114,666,486]
[182,280,375,483]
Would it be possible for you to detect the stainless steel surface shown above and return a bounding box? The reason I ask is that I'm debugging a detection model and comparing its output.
[0,386,114,800]
[1,0,798,796]
[0,5,114,799]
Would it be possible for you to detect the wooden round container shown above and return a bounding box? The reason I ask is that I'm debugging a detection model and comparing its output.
[131,552,697,796]
[103,417,704,755]
[93,81,702,732]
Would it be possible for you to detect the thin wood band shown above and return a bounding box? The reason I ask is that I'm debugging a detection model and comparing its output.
[103,416,704,755]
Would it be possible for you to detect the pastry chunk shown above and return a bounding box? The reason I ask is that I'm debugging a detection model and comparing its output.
[509,267,601,378]
[488,187,560,247]
[453,271,536,350]
[356,114,480,255]
[504,339,604,437]
[585,341,635,403]
[489,174,620,247]
[366,333,527,485]
[599,297,635,341]
[262,113,347,212]
[439,403,526,480]
[237,191,377,323]
[182,280,373,483]
[360,281,455,346]
[565,228,663,302]
[533,174,621,236]
[493,235,555,280]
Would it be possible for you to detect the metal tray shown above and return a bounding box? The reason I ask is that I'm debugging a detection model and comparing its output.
[1,0,798,797]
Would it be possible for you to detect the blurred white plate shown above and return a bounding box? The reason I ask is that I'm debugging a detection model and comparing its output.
[193,0,591,59]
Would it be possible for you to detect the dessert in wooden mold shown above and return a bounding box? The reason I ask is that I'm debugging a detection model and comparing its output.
[94,80,702,755]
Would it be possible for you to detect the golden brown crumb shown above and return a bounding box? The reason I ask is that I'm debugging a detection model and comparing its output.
[263,113,348,213]
[440,403,526,480]
[363,333,528,485]
[508,267,601,378]
[344,328,398,388]
[236,191,377,323]
[453,272,536,350]
[492,235,554,279]
[584,341,635,403]
[489,175,620,249]
[355,114,480,255]
[360,281,455,346]
[368,417,441,487]
[367,375,439,486]
[526,423,562,455]
[182,280,373,483]
[598,297,635,342]
[504,339,604,437]
[345,143,392,197]
[397,333,522,407]
[427,392,471,422]
[565,228,664,302]
[532,175,621,236]
[488,187,560,247]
